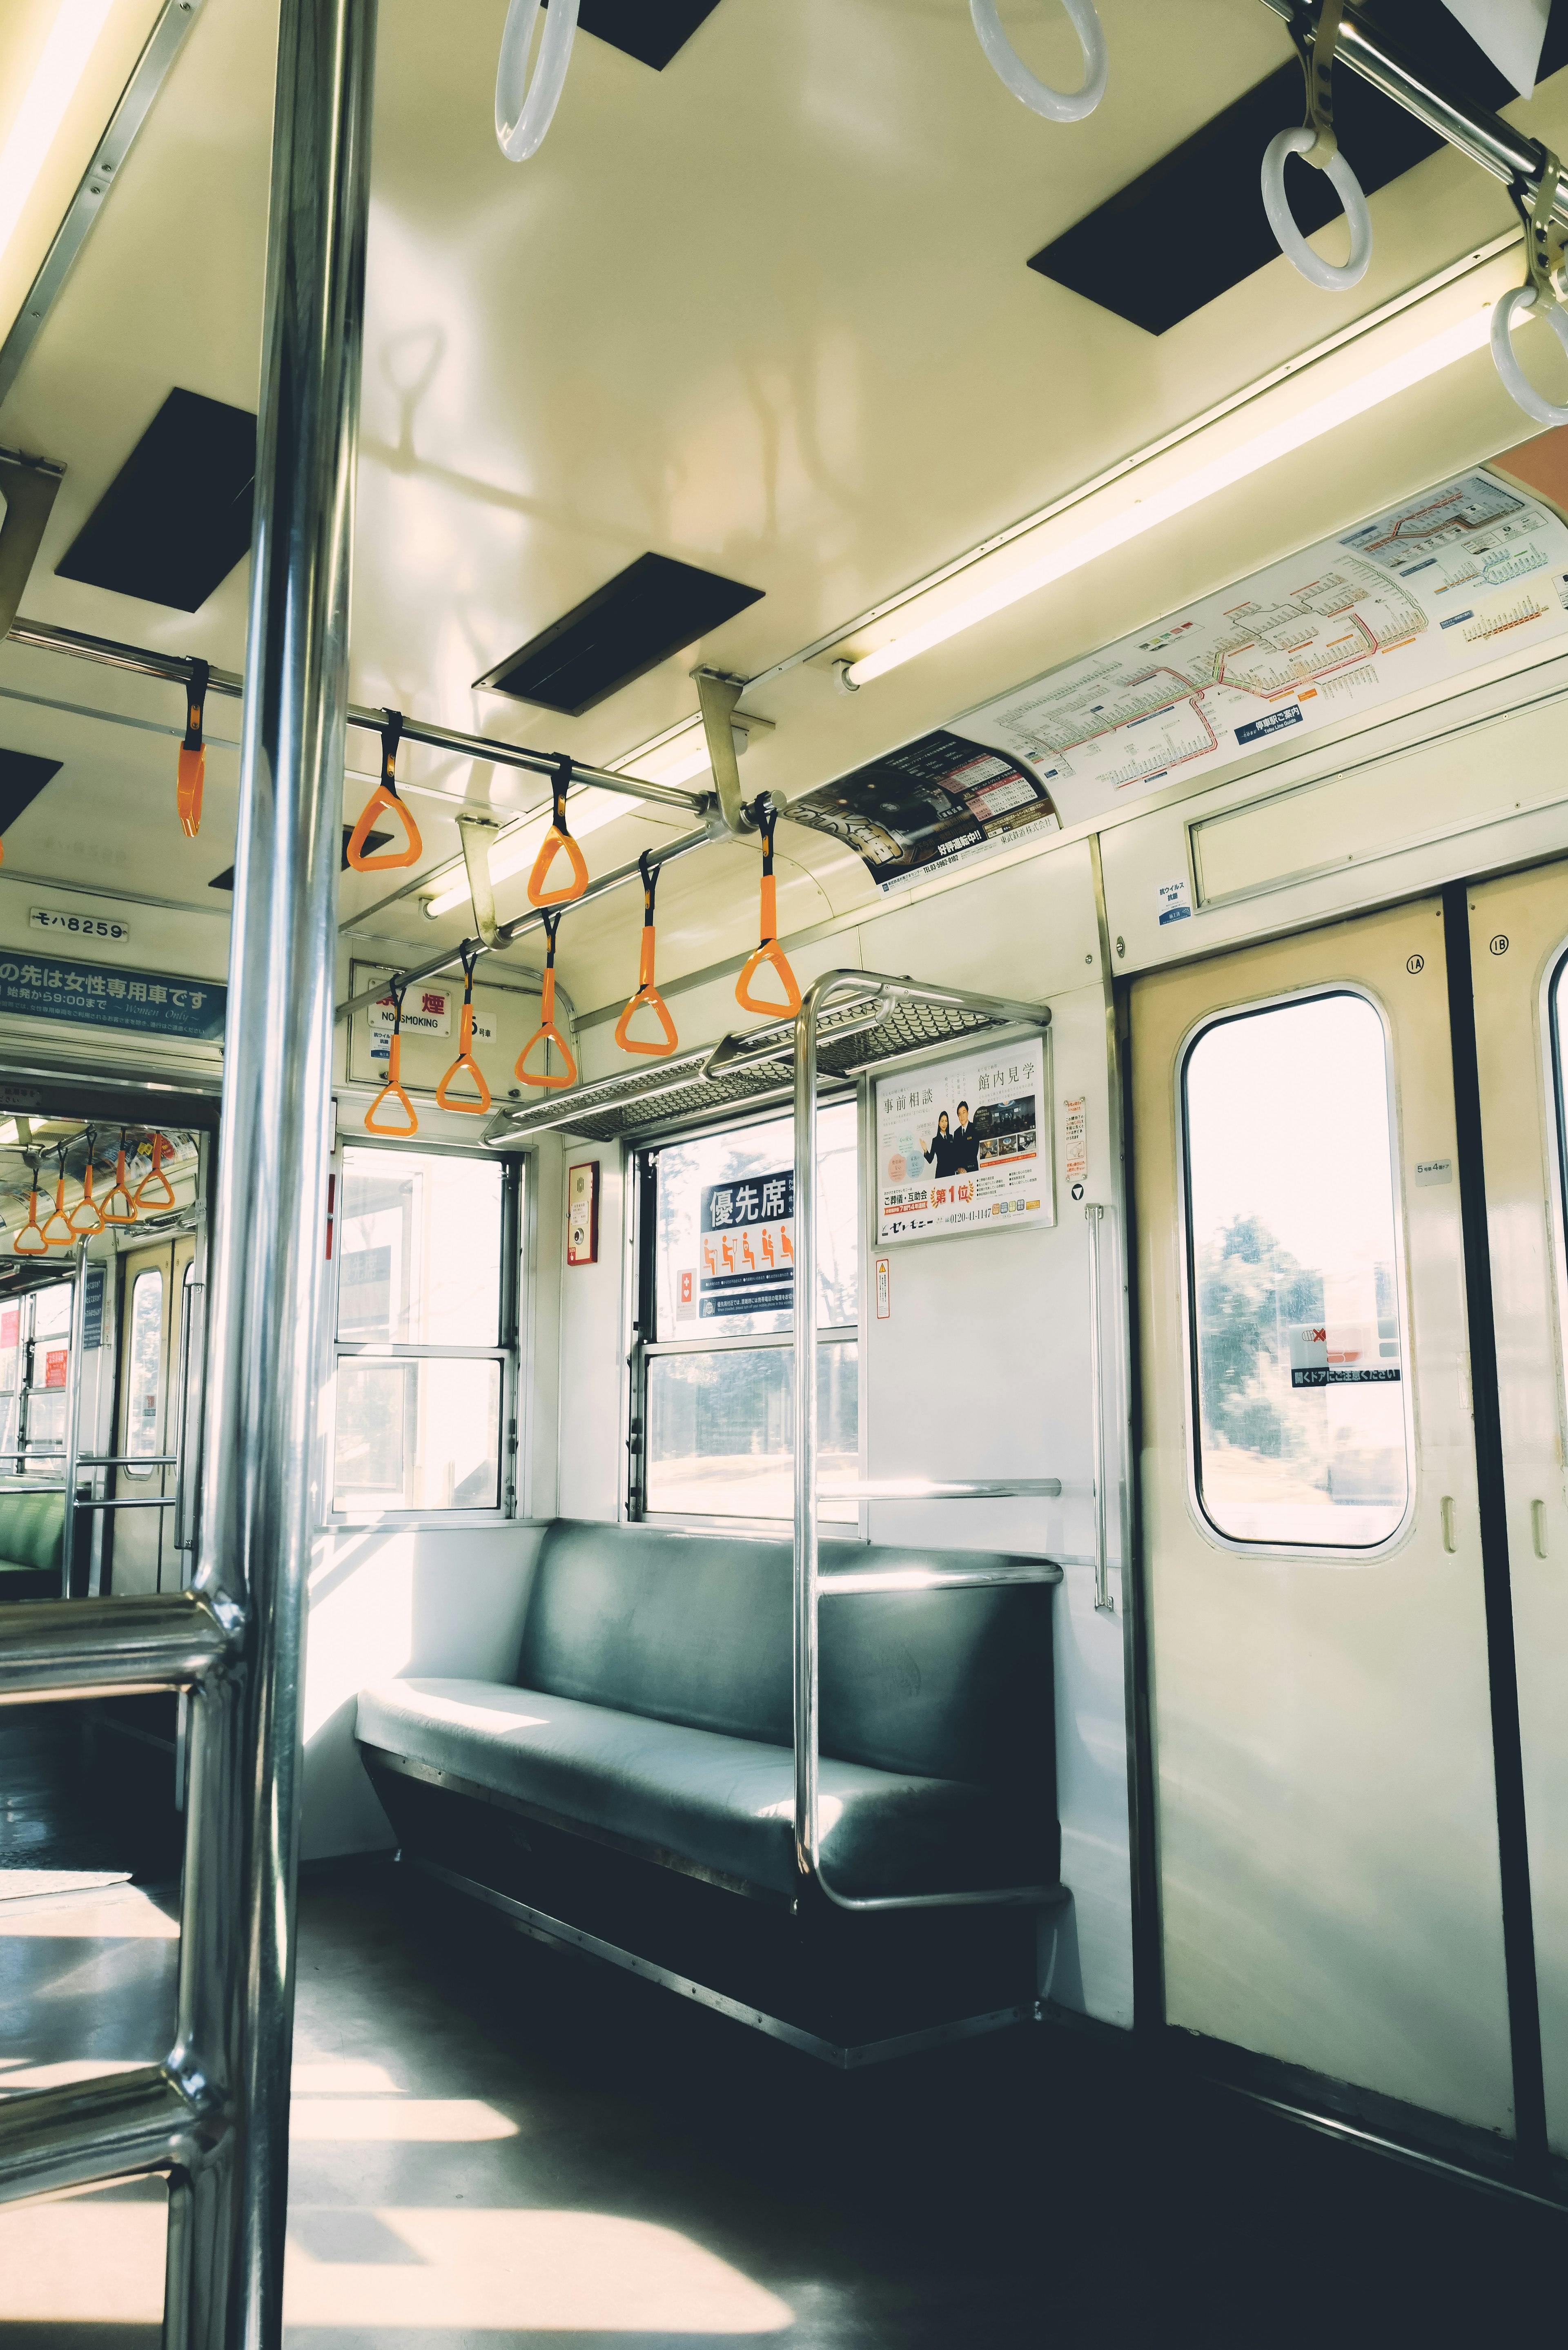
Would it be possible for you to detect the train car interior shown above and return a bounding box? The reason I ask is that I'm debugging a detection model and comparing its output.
[9,0,1568,2342]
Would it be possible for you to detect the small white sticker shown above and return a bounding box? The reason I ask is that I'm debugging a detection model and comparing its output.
[875,1255,891,1320]
[1155,877,1192,926]
[1063,1096,1088,1183]
[1414,1158,1454,1186]
[30,906,130,944]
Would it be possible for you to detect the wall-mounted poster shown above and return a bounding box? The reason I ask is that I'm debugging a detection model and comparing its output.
[875,1036,1051,1244]
[785,728,1058,893]
[699,1167,794,1317]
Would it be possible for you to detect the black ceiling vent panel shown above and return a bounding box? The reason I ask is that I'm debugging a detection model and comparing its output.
[0,749,62,835]
[210,825,386,890]
[56,389,257,613]
[578,0,724,70]
[475,552,764,716]
[1029,0,1568,334]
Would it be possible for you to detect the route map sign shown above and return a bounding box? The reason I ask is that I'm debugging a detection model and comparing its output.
[956,467,1568,829]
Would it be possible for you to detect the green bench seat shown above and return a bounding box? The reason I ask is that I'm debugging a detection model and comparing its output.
[0,1487,65,1601]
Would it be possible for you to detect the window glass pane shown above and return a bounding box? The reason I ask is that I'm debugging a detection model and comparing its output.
[646,1342,858,1522]
[125,1269,164,1476]
[337,1148,502,1346]
[332,1356,501,1511]
[1185,993,1408,1547]
[653,1104,858,1340]
[32,1284,72,1339]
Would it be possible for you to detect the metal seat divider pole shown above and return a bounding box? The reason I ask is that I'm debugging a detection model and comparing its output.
[793,971,1066,1917]
[59,1237,89,1598]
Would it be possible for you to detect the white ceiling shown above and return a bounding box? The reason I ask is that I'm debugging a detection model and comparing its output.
[3,0,1568,1016]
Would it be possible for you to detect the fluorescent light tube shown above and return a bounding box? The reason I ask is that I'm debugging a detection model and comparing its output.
[0,0,117,263]
[843,307,1496,689]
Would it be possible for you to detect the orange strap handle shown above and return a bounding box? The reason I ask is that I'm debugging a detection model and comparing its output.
[134,1131,176,1211]
[101,1131,138,1225]
[735,802,802,1017]
[177,658,209,839]
[527,756,590,908]
[614,850,678,1058]
[435,950,492,1115]
[68,1146,104,1238]
[14,1186,47,1256]
[347,710,423,872]
[42,1157,76,1248]
[516,910,578,1089]
[365,985,419,1134]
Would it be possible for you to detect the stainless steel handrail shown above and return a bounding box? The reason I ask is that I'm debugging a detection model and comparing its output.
[1085,1205,1115,1617]
[1257,0,1568,230]
[820,1562,1063,1596]
[793,969,1063,1915]
[58,1240,89,1598]
[0,1592,232,1703]
[818,1476,1062,1501]
[74,1494,176,1511]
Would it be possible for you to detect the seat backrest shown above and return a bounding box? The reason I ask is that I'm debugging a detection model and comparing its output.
[0,1488,65,1576]
[514,1519,1055,1790]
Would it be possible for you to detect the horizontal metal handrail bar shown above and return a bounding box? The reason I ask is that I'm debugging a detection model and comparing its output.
[1258,0,1568,225]
[0,1590,234,1702]
[336,820,718,1024]
[4,615,710,812]
[73,1494,176,1511]
[76,1454,179,1468]
[0,2064,215,2207]
[702,990,889,1078]
[817,1476,1062,1500]
[819,1562,1064,1595]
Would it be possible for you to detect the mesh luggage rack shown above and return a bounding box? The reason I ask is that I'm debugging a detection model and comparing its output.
[481,980,1036,1147]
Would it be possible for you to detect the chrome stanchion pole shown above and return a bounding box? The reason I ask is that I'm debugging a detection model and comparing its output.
[169,0,379,2340]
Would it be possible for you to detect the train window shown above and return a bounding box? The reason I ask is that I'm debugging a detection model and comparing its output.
[638,1103,859,1522]
[125,1270,165,1477]
[331,1148,508,1514]
[1183,992,1409,1549]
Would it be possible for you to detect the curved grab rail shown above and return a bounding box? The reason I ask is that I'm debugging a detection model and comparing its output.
[969,0,1106,124]
[496,0,579,162]
[614,850,679,1057]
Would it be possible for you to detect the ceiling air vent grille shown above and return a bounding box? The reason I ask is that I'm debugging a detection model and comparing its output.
[56,389,256,613]
[474,551,763,716]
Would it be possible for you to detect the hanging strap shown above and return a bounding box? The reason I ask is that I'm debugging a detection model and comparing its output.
[41,1145,75,1247]
[435,943,493,1115]
[177,659,210,838]
[14,1155,47,1255]
[735,799,802,1017]
[365,979,420,1134]
[527,755,590,907]
[347,709,424,871]
[134,1130,176,1211]
[1290,0,1343,168]
[516,908,579,1088]
[101,1128,138,1226]
[614,849,679,1057]
[68,1129,103,1237]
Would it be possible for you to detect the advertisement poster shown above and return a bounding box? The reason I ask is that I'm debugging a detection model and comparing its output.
[876,1037,1050,1244]
[958,467,1568,828]
[785,728,1058,893]
[699,1167,794,1318]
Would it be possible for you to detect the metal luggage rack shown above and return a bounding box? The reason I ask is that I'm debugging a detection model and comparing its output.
[482,979,1035,1147]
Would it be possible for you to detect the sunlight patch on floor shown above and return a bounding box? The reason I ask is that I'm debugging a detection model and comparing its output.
[289,2095,520,2142]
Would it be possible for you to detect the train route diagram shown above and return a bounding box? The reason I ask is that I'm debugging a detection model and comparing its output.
[958,468,1568,827]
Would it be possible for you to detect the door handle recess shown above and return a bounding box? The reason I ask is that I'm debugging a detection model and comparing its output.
[1532,1499,1549,1560]
[1441,1495,1457,1554]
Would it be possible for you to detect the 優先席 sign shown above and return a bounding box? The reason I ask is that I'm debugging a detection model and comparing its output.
[0,949,225,1043]
[699,1168,794,1318]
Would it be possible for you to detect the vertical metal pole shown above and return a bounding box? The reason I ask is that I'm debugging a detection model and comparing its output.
[58,1241,88,1596]
[1085,1204,1114,1616]
[792,983,821,1881]
[167,0,378,2343]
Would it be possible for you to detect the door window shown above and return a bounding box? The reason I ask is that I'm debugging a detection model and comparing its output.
[1183,990,1410,1548]
[125,1269,164,1475]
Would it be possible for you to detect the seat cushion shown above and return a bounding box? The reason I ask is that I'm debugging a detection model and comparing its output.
[357,1677,1052,1903]
[0,1492,64,1577]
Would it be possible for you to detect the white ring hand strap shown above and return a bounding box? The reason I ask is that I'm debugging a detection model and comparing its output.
[1492,152,1568,428]
[970,0,1107,125]
[496,0,580,162]
[1261,0,1372,292]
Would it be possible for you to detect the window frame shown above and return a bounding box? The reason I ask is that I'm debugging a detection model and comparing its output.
[624,1090,865,1536]
[1175,980,1417,1564]
[323,1134,522,1529]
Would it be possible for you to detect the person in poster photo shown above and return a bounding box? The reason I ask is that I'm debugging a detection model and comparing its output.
[953,1100,979,1173]
[921,1110,963,1179]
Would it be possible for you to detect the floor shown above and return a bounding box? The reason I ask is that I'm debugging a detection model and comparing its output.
[0,1716,1566,2347]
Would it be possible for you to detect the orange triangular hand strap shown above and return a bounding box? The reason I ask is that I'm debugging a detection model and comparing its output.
[735,807,801,1016]
[615,851,678,1056]
[42,1166,75,1248]
[177,660,209,838]
[516,913,578,1088]
[101,1135,138,1226]
[134,1133,176,1211]
[14,1188,47,1255]
[365,998,419,1134]
[347,711,423,871]
[436,955,492,1114]
[68,1153,103,1237]
[527,756,590,907]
